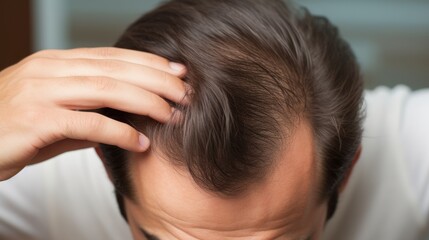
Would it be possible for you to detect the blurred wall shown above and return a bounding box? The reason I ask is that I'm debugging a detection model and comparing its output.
[35,0,429,89]
[300,0,429,90]
[0,1,32,70]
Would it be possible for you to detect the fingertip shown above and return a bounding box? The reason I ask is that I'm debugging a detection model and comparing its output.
[138,133,151,151]
[169,62,186,75]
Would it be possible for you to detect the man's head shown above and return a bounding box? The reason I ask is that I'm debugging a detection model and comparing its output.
[97,0,364,239]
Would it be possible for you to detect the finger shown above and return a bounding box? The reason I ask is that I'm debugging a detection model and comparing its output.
[22,58,189,104]
[45,76,174,123]
[54,110,150,152]
[30,47,187,77]
[30,139,98,164]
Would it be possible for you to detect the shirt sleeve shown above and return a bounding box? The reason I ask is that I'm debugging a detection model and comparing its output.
[0,149,133,240]
[0,160,50,239]
[401,88,429,221]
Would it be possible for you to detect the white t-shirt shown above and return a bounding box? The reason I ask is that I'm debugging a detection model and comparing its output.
[323,86,429,240]
[0,86,428,240]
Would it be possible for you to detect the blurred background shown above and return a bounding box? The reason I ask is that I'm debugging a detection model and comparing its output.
[1,0,428,89]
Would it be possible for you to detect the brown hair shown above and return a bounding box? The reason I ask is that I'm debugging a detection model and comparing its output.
[100,0,364,219]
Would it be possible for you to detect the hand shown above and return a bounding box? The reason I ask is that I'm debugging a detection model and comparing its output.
[0,47,187,180]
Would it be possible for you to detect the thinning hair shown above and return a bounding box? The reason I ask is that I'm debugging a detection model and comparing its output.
[99,0,364,219]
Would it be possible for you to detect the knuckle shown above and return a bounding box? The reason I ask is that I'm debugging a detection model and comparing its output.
[160,71,171,87]
[164,73,177,89]
[31,49,52,58]
[93,59,121,73]
[147,95,170,119]
[23,57,45,70]
[159,72,179,93]
[68,75,91,83]
[116,124,134,140]
[148,94,164,108]
[90,77,116,91]
[68,75,116,92]
[66,76,91,88]
[63,113,101,139]
[21,50,56,67]
[85,114,103,131]
[21,58,53,76]
[92,47,116,58]
[147,54,167,66]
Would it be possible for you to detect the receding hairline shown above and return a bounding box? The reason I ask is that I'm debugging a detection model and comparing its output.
[101,0,364,220]
[131,117,322,200]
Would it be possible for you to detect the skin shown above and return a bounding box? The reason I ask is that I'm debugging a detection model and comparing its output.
[0,48,187,180]
[107,120,336,240]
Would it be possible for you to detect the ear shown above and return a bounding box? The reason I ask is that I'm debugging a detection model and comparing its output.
[94,146,113,182]
[339,145,362,193]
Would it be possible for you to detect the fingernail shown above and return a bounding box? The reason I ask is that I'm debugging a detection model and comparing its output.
[169,62,185,72]
[139,133,150,150]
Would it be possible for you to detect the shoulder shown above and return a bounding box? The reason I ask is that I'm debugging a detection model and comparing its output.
[400,88,429,220]
[363,85,411,133]
[42,149,132,239]
[0,149,104,239]
[0,149,131,239]
[323,86,429,240]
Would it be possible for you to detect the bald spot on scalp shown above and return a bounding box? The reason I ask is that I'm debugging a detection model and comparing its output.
[125,120,326,239]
